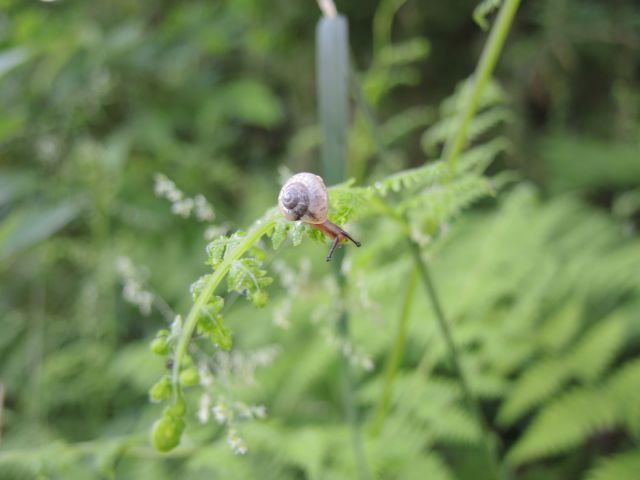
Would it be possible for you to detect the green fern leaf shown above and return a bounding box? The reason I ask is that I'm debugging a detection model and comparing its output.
[440,78,508,117]
[536,300,583,352]
[270,220,290,249]
[429,406,482,446]
[498,357,570,426]
[421,107,512,153]
[606,358,640,436]
[393,454,455,480]
[399,174,495,221]
[506,387,618,465]
[569,313,627,382]
[373,160,451,196]
[473,0,503,31]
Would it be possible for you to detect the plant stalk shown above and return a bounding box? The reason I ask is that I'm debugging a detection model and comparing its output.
[443,0,522,170]
[171,216,277,396]
[370,266,418,435]
[408,240,501,479]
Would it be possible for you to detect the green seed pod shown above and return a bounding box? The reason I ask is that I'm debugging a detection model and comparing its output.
[150,337,169,355]
[251,290,268,308]
[149,376,172,403]
[151,416,184,452]
[179,367,199,387]
[165,396,186,419]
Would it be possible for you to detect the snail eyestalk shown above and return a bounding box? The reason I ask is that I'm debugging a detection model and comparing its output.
[313,220,361,262]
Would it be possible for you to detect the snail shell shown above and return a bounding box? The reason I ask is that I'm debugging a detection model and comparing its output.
[278,172,328,224]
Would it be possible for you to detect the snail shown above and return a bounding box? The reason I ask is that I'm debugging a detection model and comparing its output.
[278,172,361,262]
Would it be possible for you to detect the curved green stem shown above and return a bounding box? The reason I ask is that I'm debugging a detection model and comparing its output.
[370,266,418,435]
[408,240,502,479]
[443,0,522,170]
[334,274,372,480]
[171,215,277,396]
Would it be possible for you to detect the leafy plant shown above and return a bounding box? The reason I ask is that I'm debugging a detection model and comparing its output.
[1,0,639,479]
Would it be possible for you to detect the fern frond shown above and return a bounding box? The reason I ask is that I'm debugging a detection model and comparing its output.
[369,411,454,480]
[456,137,510,174]
[498,358,570,426]
[428,406,482,446]
[536,300,583,352]
[568,313,627,382]
[387,374,482,447]
[328,181,369,225]
[583,243,640,298]
[466,368,509,399]
[376,37,431,67]
[371,137,507,199]
[439,78,508,117]
[506,386,618,465]
[607,358,640,436]
[421,107,513,153]
[398,173,494,216]
[391,453,455,480]
[381,106,435,146]
[420,76,510,156]
[372,160,452,196]
[498,313,628,427]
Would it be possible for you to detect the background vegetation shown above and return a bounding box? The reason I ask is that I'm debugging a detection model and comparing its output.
[1,0,639,479]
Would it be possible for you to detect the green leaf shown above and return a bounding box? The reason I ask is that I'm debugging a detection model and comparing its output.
[227,258,272,308]
[271,220,290,250]
[473,0,503,31]
[208,295,225,315]
[377,37,430,67]
[149,376,172,403]
[206,237,228,267]
[290,222,306,247]
[498,358,569,426]
[190,274,212,302]
[211,315,232,351]
[218,79,284,128]
[569,313,627,382]
[195,296,225,335]
[506,387,618,465]
[0,198,83,261]
[586,451,640,480]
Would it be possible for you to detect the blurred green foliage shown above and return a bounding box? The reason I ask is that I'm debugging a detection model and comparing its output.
[1,0,639,479]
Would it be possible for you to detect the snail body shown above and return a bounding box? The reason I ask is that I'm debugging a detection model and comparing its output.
[278,172,361,261]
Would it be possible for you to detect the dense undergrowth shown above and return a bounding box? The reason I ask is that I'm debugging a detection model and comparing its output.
[1,0,639,479]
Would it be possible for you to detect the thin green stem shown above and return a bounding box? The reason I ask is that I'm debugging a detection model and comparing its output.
[370,266,418,436]
[329,218,371,480]
[372,0,409,55]
[408,240,501,479]
[171,215,277,396]
[368,195,411,236]
[443,0,522,170]
[335,290,372,480]
[349,69,390,182]
[348,2,521,476]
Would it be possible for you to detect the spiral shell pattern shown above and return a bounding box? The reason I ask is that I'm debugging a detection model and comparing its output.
[278,173,328,224]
